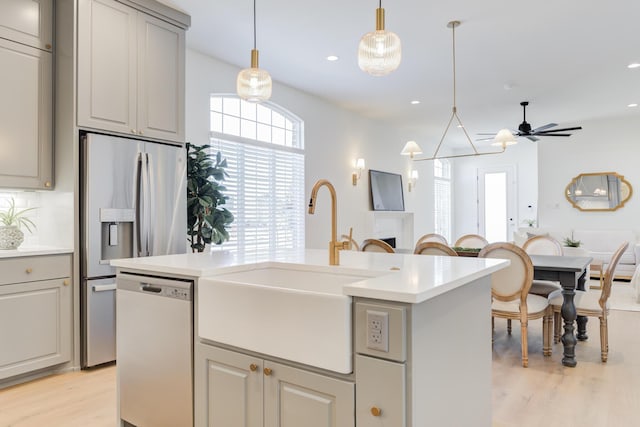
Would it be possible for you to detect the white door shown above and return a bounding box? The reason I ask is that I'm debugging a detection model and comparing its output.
[478,166,517,243]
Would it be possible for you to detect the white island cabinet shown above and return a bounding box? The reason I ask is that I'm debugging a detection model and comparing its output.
[112,249,507,427]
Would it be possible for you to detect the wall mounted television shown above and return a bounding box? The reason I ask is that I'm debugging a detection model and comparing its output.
[369,169,405,211]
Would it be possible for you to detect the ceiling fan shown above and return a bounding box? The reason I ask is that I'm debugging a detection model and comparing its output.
[478,101,582,142]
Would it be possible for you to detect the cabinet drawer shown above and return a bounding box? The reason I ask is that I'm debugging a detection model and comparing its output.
[0,254,71,285]
[355,355,406,427]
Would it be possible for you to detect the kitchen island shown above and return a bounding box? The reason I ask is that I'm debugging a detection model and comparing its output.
[112,249,507,427]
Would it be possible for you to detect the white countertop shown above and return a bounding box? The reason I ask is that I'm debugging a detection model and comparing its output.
[0,246,73,259]
[112,249,508,304]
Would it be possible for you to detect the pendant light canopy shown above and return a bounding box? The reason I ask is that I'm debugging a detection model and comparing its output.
[358,0,401,76]
[237,0,272,102]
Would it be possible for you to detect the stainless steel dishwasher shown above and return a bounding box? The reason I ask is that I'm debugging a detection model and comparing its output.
[117,273,193,427]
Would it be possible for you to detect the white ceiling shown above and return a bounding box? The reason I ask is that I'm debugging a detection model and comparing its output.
[164,0,640,146]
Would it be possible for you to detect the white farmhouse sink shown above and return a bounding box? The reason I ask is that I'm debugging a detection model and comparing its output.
[198,262,376,374]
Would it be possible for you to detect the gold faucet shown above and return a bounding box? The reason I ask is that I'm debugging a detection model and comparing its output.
[308,179,350,265]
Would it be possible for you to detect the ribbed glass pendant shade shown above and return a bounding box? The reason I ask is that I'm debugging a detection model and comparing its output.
[358,7,401,76]
[237,49,272,102]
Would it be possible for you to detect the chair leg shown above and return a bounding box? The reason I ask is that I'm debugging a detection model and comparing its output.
[491,316,495,344]
[600,315,608,362]
[553,311,561,344]
[520,320,528,368]
[543,314,552,356]
[507,319,512,334]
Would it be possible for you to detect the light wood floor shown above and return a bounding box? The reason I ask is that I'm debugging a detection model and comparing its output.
[1,309,639,427]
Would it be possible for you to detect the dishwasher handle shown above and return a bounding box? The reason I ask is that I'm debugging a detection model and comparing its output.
[141,284,163,293]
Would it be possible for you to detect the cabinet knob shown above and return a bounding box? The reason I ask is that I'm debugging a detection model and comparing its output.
[44,181,52,188]
[26,268,33,274]
[139,130,144,135]
[131,129,137,134]
[63,280,70,286]
[249,363,258,372]
[370,406,382,417]
[263,367,272,376]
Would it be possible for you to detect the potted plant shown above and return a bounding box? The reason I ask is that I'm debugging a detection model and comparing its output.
[563,237,581,248]
[0,198,36,250]
[186,144,234,252]
[522,218,537,228]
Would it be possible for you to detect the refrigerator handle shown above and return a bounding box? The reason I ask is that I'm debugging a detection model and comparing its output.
[146,151,156,256]
[141,152,152,256]
[135,152,145,257]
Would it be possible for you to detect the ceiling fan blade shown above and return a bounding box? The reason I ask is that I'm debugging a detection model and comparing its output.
[475,136,497,141]
[531,123,558,133]
[535,126,583,134]
[476,133,497,135]
[525,135,539,142]
[534,133,572,137]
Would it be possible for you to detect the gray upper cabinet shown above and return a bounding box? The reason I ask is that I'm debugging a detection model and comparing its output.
[77,0,186,144]
[0,37,53,190]
[0,0,53,51]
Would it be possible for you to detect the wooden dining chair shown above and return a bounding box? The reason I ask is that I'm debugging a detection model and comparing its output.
[522,235,564,297]
[549,241,629,362]
[454,234,489,249]
[414,241,458,256]
[361,239,395,253]
[479,242,552,367]
[340,234,360,251]
[415,233,449,247]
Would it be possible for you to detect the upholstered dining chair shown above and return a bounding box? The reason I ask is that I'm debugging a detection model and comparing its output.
[549,241,629,362]
[523,235,564,297]
[361,239,395,253]
[479,242,552,367]
[414,241,458,256]
[415,233,449,248]
[340,234,360,251]
[455,234,489,249]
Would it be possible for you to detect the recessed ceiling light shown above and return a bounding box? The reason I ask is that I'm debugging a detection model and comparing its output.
[628,62,640,69]
[628,103,638,108]
[326,55,339,61]
[410,100,420,105]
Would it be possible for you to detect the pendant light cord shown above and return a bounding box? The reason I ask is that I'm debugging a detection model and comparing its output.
[451,22,457,109]
[253,0,257,49]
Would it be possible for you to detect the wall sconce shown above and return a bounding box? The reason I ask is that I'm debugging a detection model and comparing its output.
[400,140,423,159]
[352,158,365,186]
[408,170,419,192]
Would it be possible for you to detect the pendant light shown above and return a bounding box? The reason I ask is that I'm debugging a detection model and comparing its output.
[412,21,508,161]
[237,0,272,102]
[357,0,402,76]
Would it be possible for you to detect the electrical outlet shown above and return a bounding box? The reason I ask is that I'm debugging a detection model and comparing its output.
[366,310,389,352]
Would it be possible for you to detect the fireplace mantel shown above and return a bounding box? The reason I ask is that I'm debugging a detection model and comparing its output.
[363,211,414,251]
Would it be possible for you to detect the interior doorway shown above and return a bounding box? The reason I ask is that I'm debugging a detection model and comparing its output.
[478,166,517,242]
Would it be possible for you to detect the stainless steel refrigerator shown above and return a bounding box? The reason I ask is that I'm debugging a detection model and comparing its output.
[81,132,186,368]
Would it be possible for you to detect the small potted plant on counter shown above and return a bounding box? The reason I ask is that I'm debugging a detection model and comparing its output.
[0,198,36,250]
[563,237,581,248]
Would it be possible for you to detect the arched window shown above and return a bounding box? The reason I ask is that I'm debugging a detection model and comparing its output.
[209,95,305,253]
[434,159,452,242]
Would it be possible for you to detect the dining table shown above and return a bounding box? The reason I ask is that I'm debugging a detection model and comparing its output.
[528,254,593,367]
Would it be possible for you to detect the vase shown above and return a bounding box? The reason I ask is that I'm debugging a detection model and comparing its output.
[0,226,24,250]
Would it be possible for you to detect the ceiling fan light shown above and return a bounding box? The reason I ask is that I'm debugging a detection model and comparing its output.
[491,129,517,147]
[358,7,401,76]
[237,50,272,102]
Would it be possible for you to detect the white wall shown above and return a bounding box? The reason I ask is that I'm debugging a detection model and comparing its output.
[452,141,538,242]
[185,49,430,249]
[538,115,640,232]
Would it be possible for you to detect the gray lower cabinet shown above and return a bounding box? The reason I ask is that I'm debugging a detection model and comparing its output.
[0,254,72,380]
[355,355,406,427]
[195,343,355,427]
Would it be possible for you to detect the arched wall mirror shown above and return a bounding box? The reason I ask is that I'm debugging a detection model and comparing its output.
[565,172,632,211]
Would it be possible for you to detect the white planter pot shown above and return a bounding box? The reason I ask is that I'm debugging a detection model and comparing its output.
[0,226,24,250]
